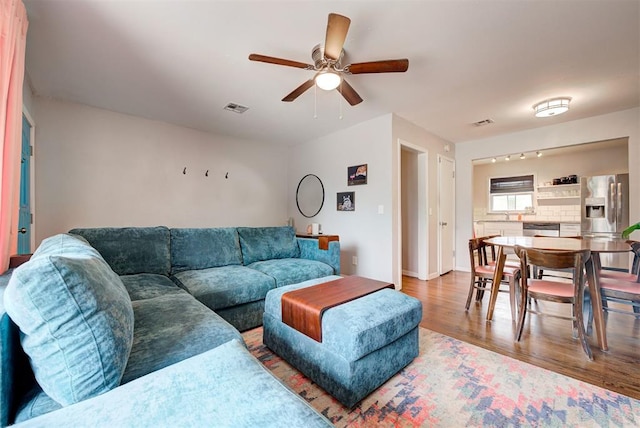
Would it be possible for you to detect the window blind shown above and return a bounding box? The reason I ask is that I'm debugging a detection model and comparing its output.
[490,175,534,194]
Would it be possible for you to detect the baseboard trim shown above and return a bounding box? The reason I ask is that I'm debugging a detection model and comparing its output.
[402,269,418,278]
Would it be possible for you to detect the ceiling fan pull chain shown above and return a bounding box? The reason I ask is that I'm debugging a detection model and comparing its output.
[339,80,343,120]
[314,84,318,119]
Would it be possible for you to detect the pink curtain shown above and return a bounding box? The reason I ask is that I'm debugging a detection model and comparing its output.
[0,0,28,273]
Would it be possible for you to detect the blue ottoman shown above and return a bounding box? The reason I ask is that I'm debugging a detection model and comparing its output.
[263,276,422,408]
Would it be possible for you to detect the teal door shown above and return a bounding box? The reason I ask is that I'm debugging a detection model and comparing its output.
[18,114,31,254]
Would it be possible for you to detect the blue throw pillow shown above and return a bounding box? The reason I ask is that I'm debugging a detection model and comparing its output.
[237,226,300,265]
[4,235,134,406]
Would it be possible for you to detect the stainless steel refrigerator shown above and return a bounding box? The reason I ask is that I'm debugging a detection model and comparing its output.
[581,173,630,269]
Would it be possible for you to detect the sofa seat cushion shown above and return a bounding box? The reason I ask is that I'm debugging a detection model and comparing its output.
[69,227,171,276]
[237,226,300,265]
[16,340,332,428]
[15,386,62,423]
[4,234,134,406]
[121,293,242,384]
[172,265,276,311]
[248,258,334,287]
[170,227,243,274]
[120,273,187,301]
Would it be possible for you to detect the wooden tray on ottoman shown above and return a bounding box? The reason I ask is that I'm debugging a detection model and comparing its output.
[281,276,394,342]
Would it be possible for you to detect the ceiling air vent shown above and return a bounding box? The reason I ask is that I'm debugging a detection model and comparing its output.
[472,119,494,127]
[223,103,249,114]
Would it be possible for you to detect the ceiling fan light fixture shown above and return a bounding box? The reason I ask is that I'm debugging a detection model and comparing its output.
[533,97,571,117]
[315,70,342,91]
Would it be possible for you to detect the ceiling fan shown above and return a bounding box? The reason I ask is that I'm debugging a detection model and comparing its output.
[248,13,409,106]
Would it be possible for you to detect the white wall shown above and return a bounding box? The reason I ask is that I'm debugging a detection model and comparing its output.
[392,114,454,282]
[288,115,394,283]
[33,98,289,244]
[287,113,454,286]
[22,77,35,116]
[456,107,640,271]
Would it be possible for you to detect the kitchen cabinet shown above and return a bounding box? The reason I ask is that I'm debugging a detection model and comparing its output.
[536,184,580,205]
[482,221,523,237]
[560,223,581,237]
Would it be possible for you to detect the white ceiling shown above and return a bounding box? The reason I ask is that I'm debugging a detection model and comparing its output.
[23,0,640,146]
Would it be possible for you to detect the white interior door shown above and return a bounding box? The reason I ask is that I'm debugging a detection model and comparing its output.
[438,155,455,274]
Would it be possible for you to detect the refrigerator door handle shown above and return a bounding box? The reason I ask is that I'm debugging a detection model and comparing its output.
[617,182,623,230]
[609,182,616,224]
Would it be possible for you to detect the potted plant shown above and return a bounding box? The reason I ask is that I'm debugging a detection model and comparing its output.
[622,221,640,239]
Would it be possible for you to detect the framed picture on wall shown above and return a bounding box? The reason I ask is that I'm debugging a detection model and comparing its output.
[347,164,367,186]
[337,192,355,211]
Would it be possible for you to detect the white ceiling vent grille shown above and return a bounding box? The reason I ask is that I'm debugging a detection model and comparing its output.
[472,119,494,127]
[223,103,249,114]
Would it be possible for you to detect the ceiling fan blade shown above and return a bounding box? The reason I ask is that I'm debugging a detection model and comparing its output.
[336,79,363,106]
[324,13,351,61]
[282,79,315,102]
[347,59,409,74]
[249,54,313,70]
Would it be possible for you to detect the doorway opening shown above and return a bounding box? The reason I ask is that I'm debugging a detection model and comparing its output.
[399,141,428,283]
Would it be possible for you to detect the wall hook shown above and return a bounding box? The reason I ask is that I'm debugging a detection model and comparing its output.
[183,167,187,175]
[205,170,209,177]
[225,172,229,179]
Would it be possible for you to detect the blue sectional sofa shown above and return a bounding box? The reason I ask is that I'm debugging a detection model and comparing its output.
[0,226,339,426]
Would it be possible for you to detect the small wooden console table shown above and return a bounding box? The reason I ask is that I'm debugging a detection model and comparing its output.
[295,233,339,250]
[281,275,394,342]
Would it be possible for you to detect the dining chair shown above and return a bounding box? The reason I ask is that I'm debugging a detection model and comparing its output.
[533,235,583,280]
[598,240,640,282]
[466,237,521,320]
[514,245,592,360]
[598,278,640,319]
[598,241,640,318]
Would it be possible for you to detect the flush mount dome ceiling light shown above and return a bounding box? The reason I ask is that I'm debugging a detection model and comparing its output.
[315,69,342,90]
[533,97,571,117]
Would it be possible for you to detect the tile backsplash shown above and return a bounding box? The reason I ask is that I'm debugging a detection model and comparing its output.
[534,204,581,222]
[475,204,581,223]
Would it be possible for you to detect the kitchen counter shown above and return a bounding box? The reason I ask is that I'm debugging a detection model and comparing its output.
[474,220,581,238]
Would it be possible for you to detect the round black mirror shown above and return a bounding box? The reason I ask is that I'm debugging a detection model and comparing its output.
[296,174,325,218]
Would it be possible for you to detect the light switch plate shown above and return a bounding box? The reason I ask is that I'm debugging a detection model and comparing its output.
[378,205,384,214]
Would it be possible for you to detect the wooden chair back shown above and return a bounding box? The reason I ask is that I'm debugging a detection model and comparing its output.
[514,245,592,360]
[516,246,589,274]
[468,235,500,270]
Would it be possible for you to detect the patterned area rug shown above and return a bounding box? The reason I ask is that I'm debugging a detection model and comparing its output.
[242,327,640,427]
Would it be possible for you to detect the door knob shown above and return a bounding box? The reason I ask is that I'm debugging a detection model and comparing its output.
[18,227,27,234]
[441,222,448,226]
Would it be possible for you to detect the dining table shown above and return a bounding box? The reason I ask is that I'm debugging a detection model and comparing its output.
[483,235,632,352]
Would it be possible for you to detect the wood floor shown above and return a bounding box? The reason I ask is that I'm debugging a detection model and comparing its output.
[401,272,640,400]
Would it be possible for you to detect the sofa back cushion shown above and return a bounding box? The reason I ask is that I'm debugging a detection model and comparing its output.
[3,234,134,406]
[32,233,94,258]
[69,227,171,276]
[170,228,243,274]
[237,226,300,266]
